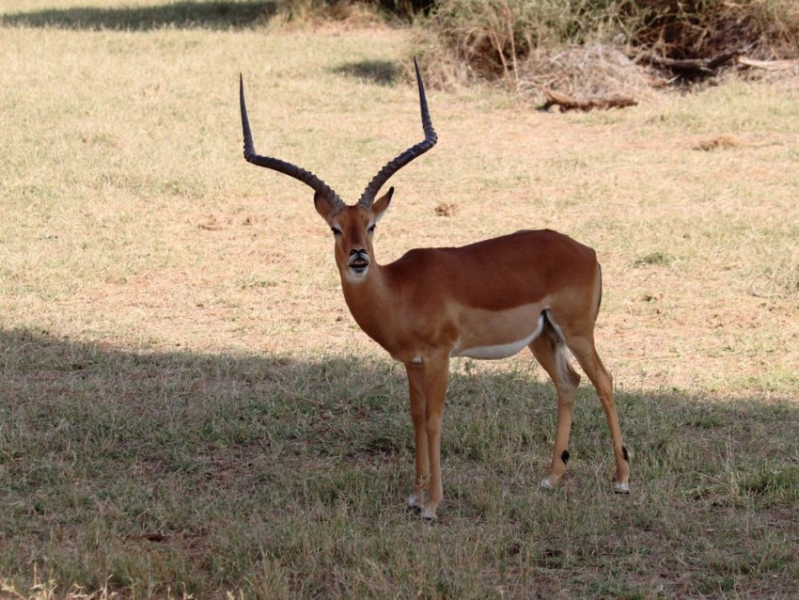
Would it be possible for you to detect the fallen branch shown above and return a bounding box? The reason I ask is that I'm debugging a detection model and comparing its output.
[539,89,637,112]
[737,56,799,71]
[639,50,741,77]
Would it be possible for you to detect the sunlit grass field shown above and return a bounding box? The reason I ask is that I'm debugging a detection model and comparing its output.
[1,1,798,598]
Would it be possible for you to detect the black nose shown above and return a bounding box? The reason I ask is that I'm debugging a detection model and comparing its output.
[349,248,366,257]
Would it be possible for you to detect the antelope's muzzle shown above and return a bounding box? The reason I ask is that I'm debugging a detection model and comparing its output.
[348,250,370,274]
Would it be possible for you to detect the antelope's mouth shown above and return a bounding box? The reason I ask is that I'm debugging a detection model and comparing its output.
[350,256,369,273]
[348,255,370,274]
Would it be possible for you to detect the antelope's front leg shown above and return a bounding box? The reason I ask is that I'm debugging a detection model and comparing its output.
[404,363,428,511]
[421,355,450,520]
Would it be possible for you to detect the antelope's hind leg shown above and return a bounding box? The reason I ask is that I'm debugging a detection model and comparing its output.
[529,320,581,489]
[566,335,630,493]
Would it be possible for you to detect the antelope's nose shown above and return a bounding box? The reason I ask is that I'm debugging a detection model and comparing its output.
[350,248,366,257]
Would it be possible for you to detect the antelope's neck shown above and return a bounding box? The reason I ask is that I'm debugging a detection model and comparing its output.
[339,264,396,352]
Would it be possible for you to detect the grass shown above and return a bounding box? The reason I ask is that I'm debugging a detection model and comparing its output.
[1,2,799,598]
[2,330,798,598]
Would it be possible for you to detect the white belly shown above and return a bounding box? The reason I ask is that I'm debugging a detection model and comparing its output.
[451,314,545,360]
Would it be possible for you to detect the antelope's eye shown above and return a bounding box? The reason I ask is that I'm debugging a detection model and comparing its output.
[331,227,342,237]
[367,224,376,234]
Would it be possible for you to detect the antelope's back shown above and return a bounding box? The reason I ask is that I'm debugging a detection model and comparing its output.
[386,229,600,313]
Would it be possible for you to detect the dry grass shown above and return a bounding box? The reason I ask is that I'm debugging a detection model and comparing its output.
[1,1,799,598]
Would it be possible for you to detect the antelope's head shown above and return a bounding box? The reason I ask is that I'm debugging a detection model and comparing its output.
[312,187,393,283]
[239,59,436,284]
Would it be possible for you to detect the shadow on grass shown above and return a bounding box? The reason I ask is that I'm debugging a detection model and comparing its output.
[331,60,402,86]
[0,1,277,31]
[1,327,798,598]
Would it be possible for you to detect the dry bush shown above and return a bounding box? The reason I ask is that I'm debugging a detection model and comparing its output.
[630,0,799,61]
[408,26,476,90]
[423,0,627,87]
[412,0,799,94]
[517,44,661,102]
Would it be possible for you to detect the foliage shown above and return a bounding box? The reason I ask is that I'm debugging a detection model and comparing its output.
[630,0,799,60]
[419,0,799,83]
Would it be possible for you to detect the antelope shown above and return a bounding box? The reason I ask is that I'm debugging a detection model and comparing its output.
[239,61,630,519]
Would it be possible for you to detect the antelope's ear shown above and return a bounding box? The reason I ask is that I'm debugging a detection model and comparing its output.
[372,187,394,223]
[314,190,334,224]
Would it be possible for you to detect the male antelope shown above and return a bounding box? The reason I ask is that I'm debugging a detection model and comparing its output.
[239,61,630,519]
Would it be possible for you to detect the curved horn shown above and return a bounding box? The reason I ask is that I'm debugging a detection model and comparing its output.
[357,58,438,208]
[240,75,345,212]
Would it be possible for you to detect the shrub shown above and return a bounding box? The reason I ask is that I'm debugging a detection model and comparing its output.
[421,0,799,84]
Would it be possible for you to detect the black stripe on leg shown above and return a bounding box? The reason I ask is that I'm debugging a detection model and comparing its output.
[622,446,629,462]
[561,450,570,464]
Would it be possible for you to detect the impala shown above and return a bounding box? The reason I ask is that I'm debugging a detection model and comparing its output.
[239,61,630,519]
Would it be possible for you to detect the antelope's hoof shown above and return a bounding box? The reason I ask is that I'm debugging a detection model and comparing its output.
[613,480,631,494]
[421,507,438,520]
[540,477,556,490]
[407,493,424,510]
